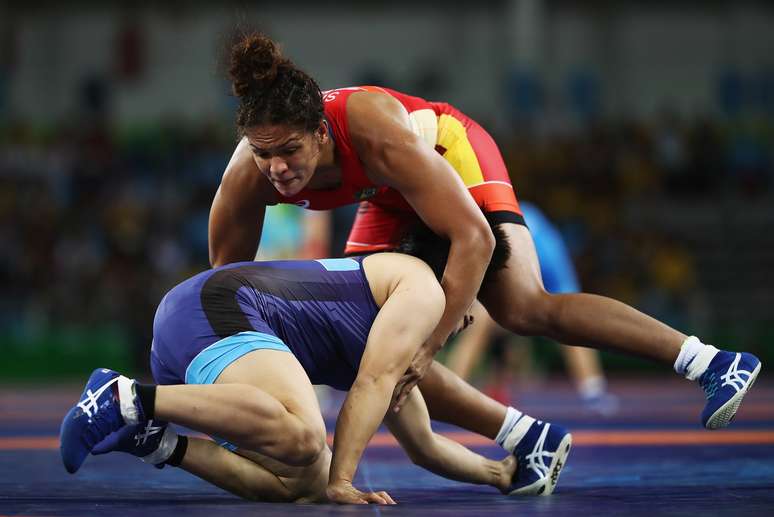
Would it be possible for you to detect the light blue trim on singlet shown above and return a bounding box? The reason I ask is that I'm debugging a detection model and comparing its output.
[316,258,361,271]
[185,331,291,386]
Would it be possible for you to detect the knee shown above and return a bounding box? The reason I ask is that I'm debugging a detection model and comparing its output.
[239,405,325,466]
[283,425,326,466]
[491,290,554,336]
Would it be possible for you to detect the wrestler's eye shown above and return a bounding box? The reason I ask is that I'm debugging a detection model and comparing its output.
[282,148,298,156]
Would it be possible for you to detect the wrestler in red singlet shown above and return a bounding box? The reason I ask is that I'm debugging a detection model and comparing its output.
[276,86,524,254]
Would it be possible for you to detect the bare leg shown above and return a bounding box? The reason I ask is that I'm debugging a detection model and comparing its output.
[419,360,507,440]
[481,224,686,364]
[561,345,606,388]
[385,389,515,493]
[446,301,498,379]
[419,224,686,441]
[179,437,330,502]
[155,349,326,466]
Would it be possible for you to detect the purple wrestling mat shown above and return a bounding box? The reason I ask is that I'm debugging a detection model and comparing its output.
[2,377,773,516]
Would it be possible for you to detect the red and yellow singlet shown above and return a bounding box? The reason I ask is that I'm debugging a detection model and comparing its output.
[276,86,523,254]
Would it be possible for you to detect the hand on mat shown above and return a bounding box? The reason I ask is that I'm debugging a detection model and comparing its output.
[326,480,396,505]
[392,345,434,413]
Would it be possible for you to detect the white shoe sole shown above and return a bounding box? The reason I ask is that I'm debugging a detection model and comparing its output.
[509,432,572,496]
[705,361,762,430]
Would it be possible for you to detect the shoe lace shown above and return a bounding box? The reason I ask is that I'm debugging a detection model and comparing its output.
[700,371,719,400]
[84,399,121,446]
[517,423,552,480]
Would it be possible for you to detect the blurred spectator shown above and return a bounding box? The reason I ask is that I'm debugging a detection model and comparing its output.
[2,76,772,375]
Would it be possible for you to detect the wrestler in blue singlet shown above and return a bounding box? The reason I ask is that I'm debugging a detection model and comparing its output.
[150,257,379,392]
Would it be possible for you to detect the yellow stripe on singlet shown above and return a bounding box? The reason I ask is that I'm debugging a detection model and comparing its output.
[435,113,485,186]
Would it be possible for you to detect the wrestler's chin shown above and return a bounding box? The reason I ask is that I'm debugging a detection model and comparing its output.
[272,177,303,197]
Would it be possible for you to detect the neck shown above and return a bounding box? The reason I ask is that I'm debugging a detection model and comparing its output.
[307,138,341,190]
[318,137,336,168]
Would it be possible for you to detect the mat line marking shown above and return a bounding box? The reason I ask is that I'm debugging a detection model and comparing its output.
[5,430,774,450]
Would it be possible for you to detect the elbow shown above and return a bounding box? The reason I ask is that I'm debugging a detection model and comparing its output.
[209,251,227,269]
[208,237,224,267]
[208,249,220,268]
[467,222,495,263]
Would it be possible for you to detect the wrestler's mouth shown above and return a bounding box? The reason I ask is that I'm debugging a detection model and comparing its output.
[273,176,298,187]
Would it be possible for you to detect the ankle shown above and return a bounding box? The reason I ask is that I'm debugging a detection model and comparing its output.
[495,456,517,493]
[135,383,157,420]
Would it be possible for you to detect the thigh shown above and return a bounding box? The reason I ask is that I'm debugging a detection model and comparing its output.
[215,349,325,435]
[478,223,547,322]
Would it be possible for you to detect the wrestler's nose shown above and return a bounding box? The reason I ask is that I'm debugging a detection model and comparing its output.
[269,156,288,175]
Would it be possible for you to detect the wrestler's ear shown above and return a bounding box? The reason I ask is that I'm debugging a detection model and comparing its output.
[316,120,329,145]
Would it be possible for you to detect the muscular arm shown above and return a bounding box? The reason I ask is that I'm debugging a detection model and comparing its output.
[328,256,445,493]
[348,92,495,352]
[208,138,271,267]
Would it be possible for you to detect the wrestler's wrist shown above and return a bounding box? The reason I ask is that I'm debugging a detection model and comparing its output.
[328,477,353,487]
[422,339,443,354]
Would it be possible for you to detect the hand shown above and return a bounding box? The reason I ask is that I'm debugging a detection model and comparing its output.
[326,480,396,505]
[391,346,435,413]
[451,313,475,339]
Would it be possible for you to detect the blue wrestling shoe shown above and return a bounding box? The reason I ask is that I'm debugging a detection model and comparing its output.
[60,368,143,473]
[509,420,572,496]
[699,351,761,430]
[92,420,177,468]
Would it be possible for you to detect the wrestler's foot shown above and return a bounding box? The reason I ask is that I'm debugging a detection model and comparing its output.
[700,351,761,429]
[508,420,572,496]
[59,368,144,473]
[92,420,178,468]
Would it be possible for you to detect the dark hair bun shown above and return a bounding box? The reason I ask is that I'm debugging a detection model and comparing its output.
[229,33,291,98]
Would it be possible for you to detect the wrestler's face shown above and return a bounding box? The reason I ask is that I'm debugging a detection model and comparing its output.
[245,122,327,197]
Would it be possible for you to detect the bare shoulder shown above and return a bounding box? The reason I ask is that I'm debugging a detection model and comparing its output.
[362,253,443,308]
[347,91,411,144]
[364,252,435,276]
[347,90,407,121]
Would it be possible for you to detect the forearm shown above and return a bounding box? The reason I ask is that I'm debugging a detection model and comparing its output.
[329,376,395,484]
[430,236,492,349]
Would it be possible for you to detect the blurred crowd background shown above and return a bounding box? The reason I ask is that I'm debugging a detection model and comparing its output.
[1,0,772,379]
